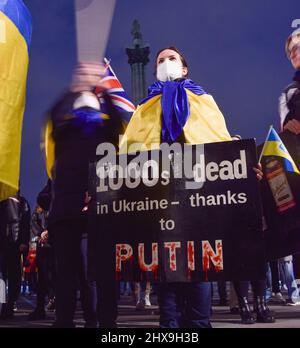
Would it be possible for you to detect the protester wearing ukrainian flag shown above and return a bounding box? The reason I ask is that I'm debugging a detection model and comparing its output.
[0,0,32,200]
[119,46,231,154]
[119,46,234,329]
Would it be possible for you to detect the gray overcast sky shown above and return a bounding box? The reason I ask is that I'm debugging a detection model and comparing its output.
[21,0,299,206]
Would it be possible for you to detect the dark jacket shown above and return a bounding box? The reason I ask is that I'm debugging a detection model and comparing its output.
[279,71,300,168]
[37,179,52,211]
[279,71,300,128]
[0,196,31,245]
[48,91,122,223]
[30,208,48,239]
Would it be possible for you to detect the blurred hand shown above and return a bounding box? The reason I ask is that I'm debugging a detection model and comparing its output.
[82,191,91,212]
[40,230,49,244]
[253,163,263,181]
[84,191,91,204]
[70,62,106,93]
[283,119,300,135]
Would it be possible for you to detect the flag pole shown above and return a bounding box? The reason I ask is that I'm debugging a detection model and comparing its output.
[104,57,119,77]
[258,125,273,164]
[104,57,111,66]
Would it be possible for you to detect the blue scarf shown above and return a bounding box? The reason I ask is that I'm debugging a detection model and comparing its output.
[140,79,206,142]
[71,108,104,135]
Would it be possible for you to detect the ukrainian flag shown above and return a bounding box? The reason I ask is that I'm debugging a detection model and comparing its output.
[0,0,32,200]
[261,126,300,174]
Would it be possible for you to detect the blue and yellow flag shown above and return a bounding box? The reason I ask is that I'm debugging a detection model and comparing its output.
[260,126,300,174]
[119,90,231,153]
[0,0,32,201]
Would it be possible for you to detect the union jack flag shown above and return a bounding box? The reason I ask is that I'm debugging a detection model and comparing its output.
[95,58,135,121]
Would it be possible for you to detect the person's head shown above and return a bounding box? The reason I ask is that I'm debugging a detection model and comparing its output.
[155,47,189,81]
[285,30,300,70]
[36,205,43,214]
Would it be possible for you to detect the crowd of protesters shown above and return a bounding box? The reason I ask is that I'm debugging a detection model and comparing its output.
[0,27,300,328]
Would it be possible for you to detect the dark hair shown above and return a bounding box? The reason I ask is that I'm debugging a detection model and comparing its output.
[154,46,189,77]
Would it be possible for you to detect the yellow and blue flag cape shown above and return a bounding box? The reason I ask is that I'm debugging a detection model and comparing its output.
[0,0,32,200]
[119,88,232,153]
[261,127,300,174]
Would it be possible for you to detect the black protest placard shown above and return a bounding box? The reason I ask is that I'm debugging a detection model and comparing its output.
[258,131,300,260]
[88,139,265,282]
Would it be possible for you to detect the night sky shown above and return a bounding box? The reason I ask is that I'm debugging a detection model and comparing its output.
[21,0,299,206]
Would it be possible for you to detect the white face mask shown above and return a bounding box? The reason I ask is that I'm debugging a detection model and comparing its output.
[156,59,184,82]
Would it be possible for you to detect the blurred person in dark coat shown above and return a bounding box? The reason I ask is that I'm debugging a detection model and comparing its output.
[45,63,123,328]
[28,180,56,320]
[0,192,30,319]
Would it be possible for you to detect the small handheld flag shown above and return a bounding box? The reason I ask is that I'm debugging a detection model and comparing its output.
[95,58,136,121]
[259,126,300,174]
